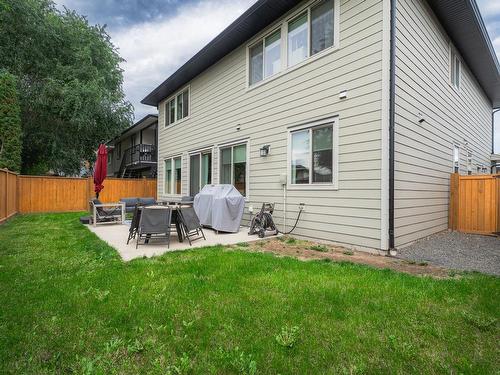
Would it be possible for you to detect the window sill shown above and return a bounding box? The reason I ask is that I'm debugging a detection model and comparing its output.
[287,184,338,191]
[246,44,340,92]
[164,116,190,129]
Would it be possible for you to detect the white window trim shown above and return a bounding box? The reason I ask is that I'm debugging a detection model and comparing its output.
[217,138,250,199]
[163,85,191,128]
[287,116,339,190]
[245,0,340,90]
[452,143,460,173]
[187,148,214,196]
[449,45,461,93]
[163,155,183,196]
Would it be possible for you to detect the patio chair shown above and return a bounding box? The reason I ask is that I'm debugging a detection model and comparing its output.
[120,198,139,214]
[90,199,125,226]
[127,203,143,244]
[136,207,172,249]
[178,207,206,246]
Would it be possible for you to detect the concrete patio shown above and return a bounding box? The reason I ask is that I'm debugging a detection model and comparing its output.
[86,222,261,261]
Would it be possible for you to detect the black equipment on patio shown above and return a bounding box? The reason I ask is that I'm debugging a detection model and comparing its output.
[248,202,304,238]
[248,203,278,238]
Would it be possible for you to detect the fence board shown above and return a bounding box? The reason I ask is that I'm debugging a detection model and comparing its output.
[17,176,157,214]
[0,169,19,223]
[449,173,500,234]
[97,178,157,203]
[1,172,158,220]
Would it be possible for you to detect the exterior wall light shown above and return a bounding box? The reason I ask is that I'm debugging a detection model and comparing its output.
[260,145,270,157]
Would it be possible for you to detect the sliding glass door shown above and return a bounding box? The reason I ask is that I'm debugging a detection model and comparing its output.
[189,151,212,196]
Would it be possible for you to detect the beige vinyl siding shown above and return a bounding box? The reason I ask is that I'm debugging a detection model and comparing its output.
[394,0,492,247]
[158,0,385,250]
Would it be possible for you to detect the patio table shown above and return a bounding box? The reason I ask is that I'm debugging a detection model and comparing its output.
[158,198,194,206]
[138,205,184,243]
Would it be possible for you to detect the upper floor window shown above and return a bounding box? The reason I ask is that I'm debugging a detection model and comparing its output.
[288,12,308,67]
[450,50,460,90]
[249,0,336,86]
[288,0,335,67]
[249,29,282,85]
[165,87,189,126]
[289,117,338,188]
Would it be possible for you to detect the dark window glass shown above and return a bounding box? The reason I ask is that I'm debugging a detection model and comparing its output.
[311,0,334,55]
[312,125,333,183]
[249,41,263,85]
[220,148,232,184]
[183,89,189,118]
[190,154,200,196]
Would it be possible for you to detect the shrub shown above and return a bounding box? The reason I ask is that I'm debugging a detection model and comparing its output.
[0,70,22,172]
[309,244,328,252]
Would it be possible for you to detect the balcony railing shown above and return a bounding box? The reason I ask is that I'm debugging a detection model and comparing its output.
[123,144,157,167]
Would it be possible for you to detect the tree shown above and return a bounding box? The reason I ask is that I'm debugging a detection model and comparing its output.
[0,70,22,172]
[0,0,133,175]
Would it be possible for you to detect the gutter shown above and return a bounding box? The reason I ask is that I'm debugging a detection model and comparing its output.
[388,0,396,254]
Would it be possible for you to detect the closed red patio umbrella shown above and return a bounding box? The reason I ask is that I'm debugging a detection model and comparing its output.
[93,144,107,199]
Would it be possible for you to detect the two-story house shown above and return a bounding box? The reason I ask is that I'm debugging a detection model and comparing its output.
[142,0,499,253]
[107,114,158,178]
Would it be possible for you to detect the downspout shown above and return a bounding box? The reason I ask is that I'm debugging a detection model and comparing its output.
[388,0,396,253]
[493,109,499,173]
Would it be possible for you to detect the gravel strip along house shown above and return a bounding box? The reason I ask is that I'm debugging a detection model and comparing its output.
[142,0,500,253]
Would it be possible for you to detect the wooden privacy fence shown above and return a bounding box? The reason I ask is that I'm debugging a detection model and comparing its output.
[449,173,500,234]
[0,170,157,220]
[0,169,19,223]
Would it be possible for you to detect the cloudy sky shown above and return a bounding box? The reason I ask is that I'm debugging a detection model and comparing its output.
[55,0,499,149]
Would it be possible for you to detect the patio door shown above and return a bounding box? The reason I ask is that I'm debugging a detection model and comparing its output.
[189,151,212,196]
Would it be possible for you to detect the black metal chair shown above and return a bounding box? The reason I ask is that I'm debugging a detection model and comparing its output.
[136,207,172,249]
[178,207,206,245]
[127,203,143,244]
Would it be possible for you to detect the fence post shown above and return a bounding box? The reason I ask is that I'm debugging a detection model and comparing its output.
[4,170,7,219]
[87,177,93,203]
[497,177,500,233]
[449,173,459,231]
[16,174,19,213]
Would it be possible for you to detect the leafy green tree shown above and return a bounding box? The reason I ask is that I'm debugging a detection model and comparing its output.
[0,0,133,175]
[0,70,22,171]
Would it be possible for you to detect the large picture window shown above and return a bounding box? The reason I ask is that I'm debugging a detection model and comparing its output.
[289,119,337,187]
[189,151,212,196]
[164,156,182,194]
[220,143,247,196]
[165,87,189,126]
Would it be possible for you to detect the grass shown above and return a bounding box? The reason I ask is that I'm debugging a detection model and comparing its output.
[0,213,499,374]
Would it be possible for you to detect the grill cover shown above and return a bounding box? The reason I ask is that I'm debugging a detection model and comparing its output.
[193,184,245,233]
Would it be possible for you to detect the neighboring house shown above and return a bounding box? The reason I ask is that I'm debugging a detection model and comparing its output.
[107,115,158,178]
[142,0,499,252]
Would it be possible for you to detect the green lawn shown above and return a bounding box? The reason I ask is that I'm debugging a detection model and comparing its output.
[0,213,498,374]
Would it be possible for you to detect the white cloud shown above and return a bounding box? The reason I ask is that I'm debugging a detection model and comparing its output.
[477,0,500,18]
[111,0,257,120]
